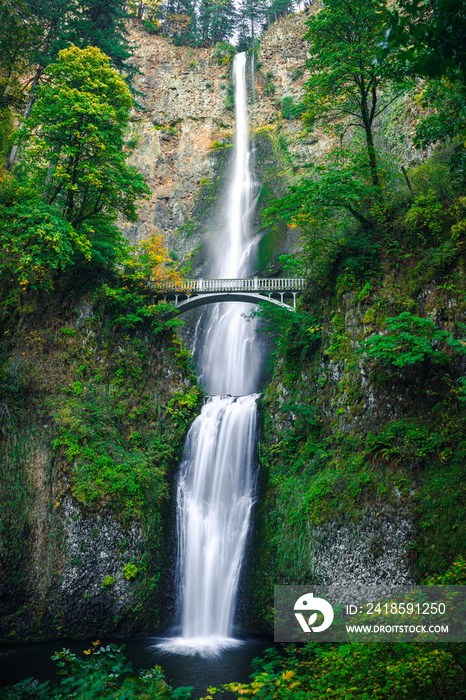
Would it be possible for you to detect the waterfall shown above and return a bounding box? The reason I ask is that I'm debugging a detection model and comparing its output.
[163,53,261,654]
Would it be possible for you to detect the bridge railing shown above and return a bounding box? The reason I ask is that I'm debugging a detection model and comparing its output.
[153,278,306,293]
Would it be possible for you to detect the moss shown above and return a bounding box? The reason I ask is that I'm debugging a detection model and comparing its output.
[246,249,466,629]
[0,305,201,640]
[363,307,377,324]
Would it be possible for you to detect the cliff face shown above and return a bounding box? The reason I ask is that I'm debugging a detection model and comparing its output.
[253,5,333,165]
[0,307,201,641]
[120,23,234,266]
[121,13,323,270]
[240,261,466,633]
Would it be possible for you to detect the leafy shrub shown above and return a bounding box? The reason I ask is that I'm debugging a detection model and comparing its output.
[292,67,304,81]
[215,640,464,699]
[281,96,305,120]
[1,643,193,698]
[404,191,444,244]
[253,303,323,375]
[414,444,466,578]
[0,201,90,294]
[102,575,116,588]
[144,18,161,34]
[263,71,275,95]
[359,312,463,368]
[409,159,455,200]
[424,555,466,585]
[336,231,381,285]
[225,84,234,109]
[213,42,236,66]
[123,563,139,580]
[365,419,442,467]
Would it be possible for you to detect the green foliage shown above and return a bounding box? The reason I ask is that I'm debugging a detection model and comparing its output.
[385,0,466,81]
[404,192,444,245]
[1,643,193,698]
[224,83,234,109]
[335,231,381,286]
[102,575,116,588]
[25,45,149,234]
[0,200,90,296]
[123,563,139,580]
[365,419,442,468]
[304,0,399,192]
[253,302,323,376]
[215,641,465,699]
[263,71,275,95]
[264,144,383,234]
[408,156,456,200]
[213,42,236,65]
[359,312,464,368]
[0,0,42,110]
[413,438,466,578]
[425,556,466,585]
[46,333,201,521]
[414,79,466,152]
[198,3,237,45]
[384,3,466,170]
[0,46,151,306]
[236,0,269,51]
[280,96,305,120]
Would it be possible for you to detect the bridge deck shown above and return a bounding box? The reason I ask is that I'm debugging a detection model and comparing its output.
[154,278,305,313]
[154,277,305,293]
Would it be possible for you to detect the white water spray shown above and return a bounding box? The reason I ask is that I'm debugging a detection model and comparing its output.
[163,53,261,654]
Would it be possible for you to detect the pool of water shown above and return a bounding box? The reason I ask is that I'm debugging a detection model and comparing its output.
[0,636,276,697]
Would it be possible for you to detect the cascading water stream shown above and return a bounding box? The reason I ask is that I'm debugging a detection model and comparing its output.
[162,53,261,654]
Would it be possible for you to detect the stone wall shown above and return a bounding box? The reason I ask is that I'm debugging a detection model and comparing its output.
[120,22,234,264]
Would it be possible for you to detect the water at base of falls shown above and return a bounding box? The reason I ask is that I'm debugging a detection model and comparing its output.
[163,52,261,656]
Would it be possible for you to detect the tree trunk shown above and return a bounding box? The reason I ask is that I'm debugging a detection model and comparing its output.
[361,105,382,196]
[5,67,44,171]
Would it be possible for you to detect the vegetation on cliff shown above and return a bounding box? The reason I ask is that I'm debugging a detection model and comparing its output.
[0,30,198,642]
[237,1,466,697]
[245,0,466,598]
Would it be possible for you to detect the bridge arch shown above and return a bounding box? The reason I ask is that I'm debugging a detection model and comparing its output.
[168,291,296,315]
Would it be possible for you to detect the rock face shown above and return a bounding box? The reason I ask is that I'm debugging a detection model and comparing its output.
[0,314,201,642]
[253,5,333,164]
[121,22,234,263]
[120,12,330,266]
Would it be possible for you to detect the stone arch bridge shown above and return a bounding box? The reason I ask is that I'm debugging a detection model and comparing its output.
[155,278,305,314]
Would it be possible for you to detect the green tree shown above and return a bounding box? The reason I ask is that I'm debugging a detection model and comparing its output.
[384,1,466,169]
[6,0,135,170]
[64,0,135,78]
[266,0,296,26]
[303,0,394,192]
[198,0,236,44]
[0,199,91,295]
[385,0,466,82]
[128,0,162,25]
[359,312,464,368]
[162,0,197,44]
[237,0,269,51]
[24,45,148,267]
